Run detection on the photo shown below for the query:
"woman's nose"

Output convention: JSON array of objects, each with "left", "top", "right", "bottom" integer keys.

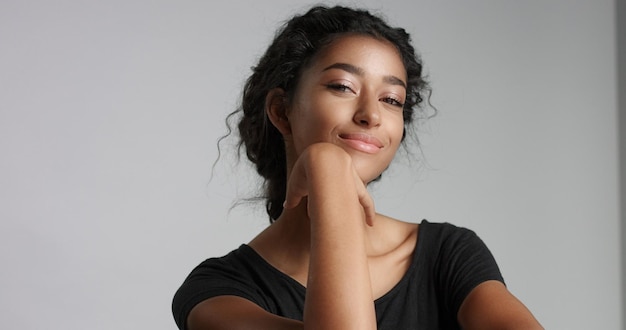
[{"left": 353, "top": 97, "right": 381, "bottom": 127}]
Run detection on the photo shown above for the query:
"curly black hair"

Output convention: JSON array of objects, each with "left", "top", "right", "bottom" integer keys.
[{"left": 229, "top": 5, "right": 430, "bottom": 222}]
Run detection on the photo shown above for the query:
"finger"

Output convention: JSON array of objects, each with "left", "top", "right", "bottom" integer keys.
[
  {"left": 283, "top": 187, "right": 306, "bottom": 209},
  {"left": 352, "top": 169, "right": 376, "bottom": 226},
  {"left": 283, "top": 158, "right": 309, "bottom": 210},
  {"left": 359, "top": 191, "right": 376, "bottom": 226}
]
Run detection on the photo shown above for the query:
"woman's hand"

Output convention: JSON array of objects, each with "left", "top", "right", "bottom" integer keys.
[{"left": 283, "top": 142, "right": 376, "bottom": 225}]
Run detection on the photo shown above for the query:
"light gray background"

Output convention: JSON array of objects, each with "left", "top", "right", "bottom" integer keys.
[{"left": 1, "top": 0, "right": 622, "bottom": 329}]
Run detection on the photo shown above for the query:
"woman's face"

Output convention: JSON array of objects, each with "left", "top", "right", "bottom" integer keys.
[{"left": 285, "top": 35, "right": 407, "bottom": 183}]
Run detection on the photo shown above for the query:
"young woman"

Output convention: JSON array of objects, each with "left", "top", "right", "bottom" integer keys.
[{"left": 172, "top": 6, "right": 543, "bottom": 330}]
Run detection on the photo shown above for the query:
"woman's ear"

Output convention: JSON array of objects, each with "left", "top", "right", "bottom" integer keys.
[{"left": 265, "top": 88, "right": 291, "bottom": 136}]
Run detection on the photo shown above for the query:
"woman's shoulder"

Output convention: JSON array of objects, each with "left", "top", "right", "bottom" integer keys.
[
  {"left": 181, "top": 245, "right": 263, "bottom": 280},
  {"left": 376, "top": 216, "right": 483, "bottom": 257},
  {"left": 374, "top": 216, "right": 470, "bottom": 246},
  {"left": 416, "top": 219, "right": 483, "bottom": 245}
]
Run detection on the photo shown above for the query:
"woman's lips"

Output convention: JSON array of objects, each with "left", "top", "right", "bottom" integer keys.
[{"left": 339, "top": 133, "right": 383, "bottom": 154}]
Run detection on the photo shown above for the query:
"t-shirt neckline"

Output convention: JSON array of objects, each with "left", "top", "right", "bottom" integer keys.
[{"left": 240, "top": 219, "right": 429, "bottom": 304}]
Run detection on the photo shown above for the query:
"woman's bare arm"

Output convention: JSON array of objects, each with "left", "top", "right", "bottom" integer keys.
[
  {"left": 187, "top": 143, "right": 376, "bottom": 330},
  {"left": 291, "top": 143, "right": 377, "bottom": 330},
  {"left": 187, "top": 296, "right": 303, "bottom": 330},
  {"left": 458, "top": 280, "right": 543, "bottom": 330}
]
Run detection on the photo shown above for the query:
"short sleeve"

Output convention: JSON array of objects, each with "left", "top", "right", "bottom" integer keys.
[
  {"left": 434, "top": 224, "right": 504, "bottom": 318},
  {"left": 171, "top": 248, "right": 269, "bottom": 330}
]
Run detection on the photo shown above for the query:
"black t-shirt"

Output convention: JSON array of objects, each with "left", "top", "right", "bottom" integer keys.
[{"left": 172, "top": 220, "right": 504, "bottom": 329}]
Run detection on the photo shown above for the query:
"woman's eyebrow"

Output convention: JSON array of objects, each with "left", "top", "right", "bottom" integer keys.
[
  {"left": 383, "top": 75, "right": 407, "bottom": 89},
  {"left": 322, "top": 62, "right": 406, "bottom": 89},
  {"left": 322, "top": 62, "right": 365, "bottom": 76}
]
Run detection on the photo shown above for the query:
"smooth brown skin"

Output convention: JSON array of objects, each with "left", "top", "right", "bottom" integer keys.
[{"left": 187, "top": 36, "right": 543, "bottom": 330}]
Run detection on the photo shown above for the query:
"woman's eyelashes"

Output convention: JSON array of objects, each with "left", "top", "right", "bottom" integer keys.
[
  {"left": 325, "top": 82, "right": 354, "bottom": 93},
  {"left": 380, "top": 96, "right": 404, "bottom": 107},
  {"left": 325, "top": 82, "right": 405, "bottom": 108}
]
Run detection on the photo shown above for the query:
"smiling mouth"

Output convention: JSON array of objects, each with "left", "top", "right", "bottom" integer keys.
[{"left": 339, "top": 133, "right": 383, "bottom": 154}]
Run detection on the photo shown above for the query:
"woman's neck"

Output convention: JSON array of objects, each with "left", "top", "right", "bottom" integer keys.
[{"left": 248, "top": 200, "right": 312, "bottom": 285}]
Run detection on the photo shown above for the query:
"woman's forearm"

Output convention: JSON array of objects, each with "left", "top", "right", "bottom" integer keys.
[{"left": 302, "top": 145, "right": 376, "bottom": 330}]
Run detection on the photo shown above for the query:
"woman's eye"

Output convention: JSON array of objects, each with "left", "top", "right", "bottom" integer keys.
[
  {"left": 381, "top": 96, "right": 404, "bottom": 107},
  {"left": 326, "top": 83, "right": 353, "bottom": 93}
]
